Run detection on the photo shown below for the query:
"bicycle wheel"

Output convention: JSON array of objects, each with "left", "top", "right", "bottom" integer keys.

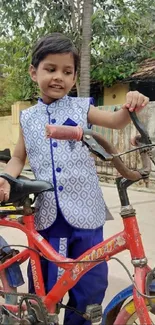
[{"left": 114, "top": 298, "right": 155, "bottom": 324}]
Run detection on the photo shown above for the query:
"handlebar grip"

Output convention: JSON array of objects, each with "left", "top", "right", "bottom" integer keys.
[{"left": 46, "top": 125, "right": 83, "bottom": 141}]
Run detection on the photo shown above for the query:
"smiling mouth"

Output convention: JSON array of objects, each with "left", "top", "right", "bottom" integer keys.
[{"left": 50, "top": 85, "right": 64, "bottom": 89}]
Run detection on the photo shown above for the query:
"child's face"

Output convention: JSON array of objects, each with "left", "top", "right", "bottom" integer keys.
[{"left": 29, "top": 52, "right": 76, "bottom": 104}]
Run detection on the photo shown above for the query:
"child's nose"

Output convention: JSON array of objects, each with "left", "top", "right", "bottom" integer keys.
[{"left": 53, "top": 71, "right": 63, "bottom": 81}]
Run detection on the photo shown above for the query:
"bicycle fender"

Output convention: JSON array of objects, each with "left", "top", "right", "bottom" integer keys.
[
  {"left": 102, "top": 285, "right": 133, "bottom": 325},
  {"left": 102, "top": 281, "right": 155, "bottom": 325},
  {"left": 0, "top": 236, "right": 24, "bottom": 287}
]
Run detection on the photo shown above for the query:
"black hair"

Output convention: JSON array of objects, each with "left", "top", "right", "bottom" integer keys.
[{"left": 31, "top": 33, "right": 79, "bottom": 73}]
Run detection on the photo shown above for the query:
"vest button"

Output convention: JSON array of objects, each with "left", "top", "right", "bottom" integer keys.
[
  {"left": 51, "top": 118, "right": 56, "bottom": 124},
  {"left": 56, "top": 167, "right": 61, "bottom": 173},
  {"left": 53, "top": 142, "right": 57, "bottom": 147},
  {"left": 58, "top": 186, "right": 63, "bottom": 191}
]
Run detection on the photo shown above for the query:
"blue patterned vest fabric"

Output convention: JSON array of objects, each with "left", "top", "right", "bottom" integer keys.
[{"left": 20, "top": 95, "right": 106, "bottom": 230}]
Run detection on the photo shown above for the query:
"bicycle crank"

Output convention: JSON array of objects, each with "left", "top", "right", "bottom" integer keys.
[{"left": 0, "top": 290, "right": 58, "bottom": 324}]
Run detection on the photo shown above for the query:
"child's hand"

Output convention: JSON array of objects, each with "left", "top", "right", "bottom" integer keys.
[
  {"left": 0, "top": 178, "right": 10, "bottom": 202},
  {"left": 122, "top": 91, "right": 149, "bottom": 112}
]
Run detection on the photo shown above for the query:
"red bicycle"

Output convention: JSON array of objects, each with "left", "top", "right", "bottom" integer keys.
[{"left": 0, "top": 111, "right": 155, "bottom": 324}]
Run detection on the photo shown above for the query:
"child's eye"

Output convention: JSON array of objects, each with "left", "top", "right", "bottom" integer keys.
[
  {"left": 64, "top": 71, "right": 72, "bottom": 75},
  {"left": 46, "top": 68, "right": 55, "bottom": 73}
]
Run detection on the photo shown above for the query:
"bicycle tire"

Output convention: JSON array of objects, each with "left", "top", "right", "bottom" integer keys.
[{"left": 113, "top": 298, "right": 155, "bottom": 324}]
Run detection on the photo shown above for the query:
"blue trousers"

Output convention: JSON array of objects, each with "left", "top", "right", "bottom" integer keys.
[{"left": 28, "top": 211, "right": 108, "bottom": 325}]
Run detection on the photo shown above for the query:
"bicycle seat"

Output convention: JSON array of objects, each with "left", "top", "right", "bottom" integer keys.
[
  {"left": 0, "top": 173, "right": 54, "bottom": 204},
  {"left": 0, "top": 149, "right": 11, "bottom": 163}
]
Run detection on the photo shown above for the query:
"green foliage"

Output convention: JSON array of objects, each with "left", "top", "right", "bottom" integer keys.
[
  {"left": 0, "top": 0, "right": 155, "bottom": 112},
  {"left": 91, "top": 0, "right": 155, "bottom": 86},
  {"left": 0, "top": 35, "right": 38, "bottom": 106},
  {"left": 0, "top": 0, "right": 85, "bottom": 113}
]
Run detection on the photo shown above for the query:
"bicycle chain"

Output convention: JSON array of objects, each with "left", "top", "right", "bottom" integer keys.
[{"left": 0, "top": 289, "right": 53, "bottom": 325}]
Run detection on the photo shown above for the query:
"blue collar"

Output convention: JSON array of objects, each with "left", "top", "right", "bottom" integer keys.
[{"left": 37, "top": 95, "right": 69, "bottom": 114}]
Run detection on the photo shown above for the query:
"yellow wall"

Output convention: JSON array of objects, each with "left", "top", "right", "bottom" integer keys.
[
  {"left": 104, "top": 83, "right": 129, "bottom": 106},
  {"left": 0, "top": 101, "right": 31, "bottom": 153},
  {"left": 0, "top": 116, "right": 12, "bottom": 151}
]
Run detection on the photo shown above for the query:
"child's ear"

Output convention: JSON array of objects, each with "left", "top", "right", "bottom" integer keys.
[{"left": 29, "top": 65, "right": 37, "bottom": 82}]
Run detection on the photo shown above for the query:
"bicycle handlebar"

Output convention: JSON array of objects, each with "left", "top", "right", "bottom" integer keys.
[
  {"left": 45, "top": 112, "right": 152, "bottom": 182},
  {"left": 87, "top": 131, "right": 151, "bottom": 181},
  {"left": 128, "top": 111, "right": 152, "bottom": 145}
]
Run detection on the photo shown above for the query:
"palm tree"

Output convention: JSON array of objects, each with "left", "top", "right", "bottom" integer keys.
[{"left": 79, "top": 0, "right": 93, "bottom": 97}]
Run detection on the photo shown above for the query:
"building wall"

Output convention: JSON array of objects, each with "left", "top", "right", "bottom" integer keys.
[
  {"left": 0, "top": 116, "right": 12, "bottom": 151},
  {"left": 0, "top": 101, "right": 31, "bottom": 153},
  {"left": 104, "top": 83, "right": 129, "bottom": 105}
]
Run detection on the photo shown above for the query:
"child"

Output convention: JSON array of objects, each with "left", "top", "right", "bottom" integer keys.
[{"left": 0, "top": 33, "right": 149, "bottom": 324}]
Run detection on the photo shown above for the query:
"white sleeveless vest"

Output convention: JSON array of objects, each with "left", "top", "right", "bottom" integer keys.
[{"left": 20, "top": 96, "right": 106, "bottom": 230}]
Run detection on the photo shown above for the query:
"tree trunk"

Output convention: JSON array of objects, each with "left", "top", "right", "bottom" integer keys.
[{"left": 79, "top": 0, "right": 93, "bottom": 97}]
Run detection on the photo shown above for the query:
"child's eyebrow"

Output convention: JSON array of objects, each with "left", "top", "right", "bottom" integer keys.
[
  {"left": 43, "top": 62, "right": 56, "bottom": 66},
  {"left": 64, "top": 65, "right": 74, "bottom": 70},
  {"left": 43, "top": 62, "right": 74, "bottom": 69}
]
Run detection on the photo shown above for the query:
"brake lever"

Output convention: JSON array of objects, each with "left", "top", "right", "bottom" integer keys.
[
  {"left": 83, "top": 134, "right": 113, "bottom": 161},
  {"left": 129, "top": 111, "right": 152, "bottom": 145}
]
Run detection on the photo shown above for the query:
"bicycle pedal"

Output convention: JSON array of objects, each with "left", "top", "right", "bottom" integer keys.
[{"left": 85, "top": 304, "right": 102, "bottom": 324}]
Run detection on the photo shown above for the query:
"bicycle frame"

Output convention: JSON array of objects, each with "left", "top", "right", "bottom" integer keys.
[{"left": 0, "top": 210, "right": 152, "bottom": 325}]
